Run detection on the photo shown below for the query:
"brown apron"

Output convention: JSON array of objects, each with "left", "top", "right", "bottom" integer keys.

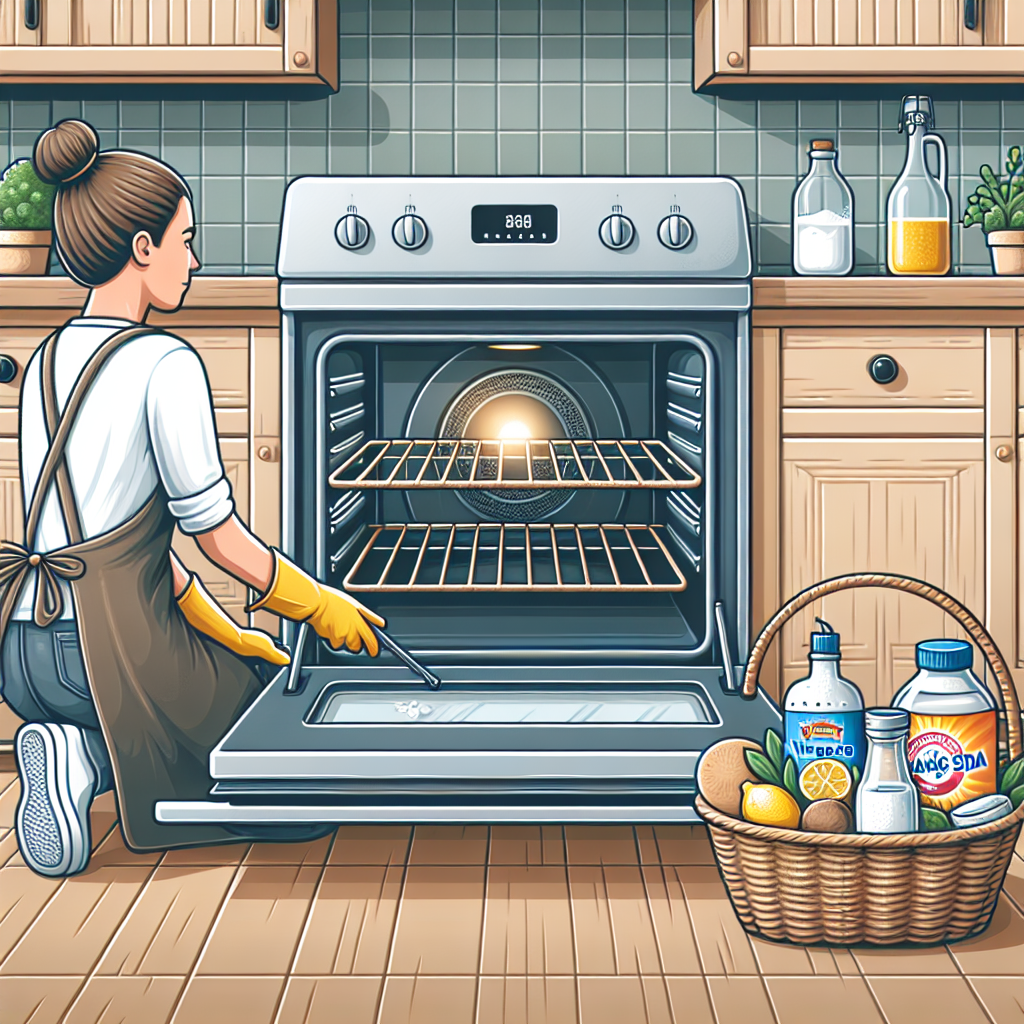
[{"left": 0, "top": 324, "right": 264, "bottom": 851}]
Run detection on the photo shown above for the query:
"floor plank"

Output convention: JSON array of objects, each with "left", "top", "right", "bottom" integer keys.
[
  {"left": 576, "top": 976, "right": 679, "bottom": 1024},
  {"left": 645, "top": 866, "right": 710, "bottom": 975},
  {"left": 564, "top": 826, "right": 639, "bottom": 866},
  {"left": 243, "top": 834, "right": 334, "bottom": 868},
  {"left": 476, "top": 976, "right": 578, "bottom": 1024},
  {"left": 0, "top": 975, "right": 83, "bottom": 1024},
  {"left": 948, "top": 897, "right": 1024, "bottom": 976},
  {"left": 675, "top": 866, "right": 759, "bottom": 976},
  {"left": 0, "top": 866, "right": 63, "bottom": 962},
  {"left": 653, "top": 826, "right": 716, "bottom": 866},
  {"left": 488, "top": 826, "right": 565, "bottom": 866},
  {"left": 968, "top": 977, "right": 1024, "bottom": 1024},
  {"left": 62, "top": 975, "right": 184, "bottom": 1024},
  {"left": 170, "top": 975, "right": 285, "bottom": 1024},
  {"left": 766, "top": 976, "right": 886, "bottom": 1024},
  {"left": 327, "top": 827, "right": 411, "bottom": 867},
  {"left": 408, "top": 826, "right": 489, "bottom": 865},
  {"left": 705, "top": 976, "right": 778, "bottom": 1024},
  {"left": 275, "top": 976, "right": 382, "bottom": 1024},
  {"left": 378, "top": 975, "right": 477, "bottom": 1024},
  {"left": 867, "top": 975, "right": 994, "bottom": 1024}
]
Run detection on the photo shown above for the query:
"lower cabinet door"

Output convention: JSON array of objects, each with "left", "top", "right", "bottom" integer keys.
[{"left": 781, "top": 436, "right": 985, "bottom": 707}]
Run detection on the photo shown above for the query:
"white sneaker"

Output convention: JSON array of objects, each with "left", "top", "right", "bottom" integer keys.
[{"left": 15, "top": 723, "right": 97, "bottom": 877}]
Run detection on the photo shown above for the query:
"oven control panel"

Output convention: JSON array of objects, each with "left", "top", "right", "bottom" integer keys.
[{"left": 279, "top": 176, "right": 751, "bottom": 279}]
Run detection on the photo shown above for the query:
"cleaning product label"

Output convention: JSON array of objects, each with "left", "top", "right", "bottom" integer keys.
[
  {"left": 907, "top": 710, "right": 997, "bottom": 811},
  {"left": 784, "top": 710, "right": 865, "bottom": 774}
]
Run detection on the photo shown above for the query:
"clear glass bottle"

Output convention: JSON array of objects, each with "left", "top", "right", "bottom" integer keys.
[
  {"left": 856, "top": 708, "right": 920, "bottom": 834},
  {"left": 792, "top": 140, "right": 854, "bottom": 276},
  {"left": 887, "top": 95, "right": 951, "bottom": 276}
]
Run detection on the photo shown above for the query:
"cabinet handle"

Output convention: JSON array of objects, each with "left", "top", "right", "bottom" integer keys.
[
  {"left": 995, "top": 444, "right": 1013, "bottom": 463},
  {"left": 264, "top": 0, "right": 279, "bottom": 31},
  {"left": 0, "top": 355, "right": 18, "bottom": 384},
  {"left": 867, "top": 353, "right": 899, "bottom": 385},
  {"left": 24, "top": 0, "right": 39, "bottom": 31},
  {"left": 964, "top": 0, "right": 978, "bottom": 30},
  {"left": 257, "top": 444, "right": 280, "bottom": 462}
]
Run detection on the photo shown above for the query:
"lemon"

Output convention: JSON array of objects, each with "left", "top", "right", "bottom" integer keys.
[
  {"left": 740, "top": 781, "right": 801, "bottom": 829},
  {"left": 798, "top": 758, "right": 852, "bottom": 802}
]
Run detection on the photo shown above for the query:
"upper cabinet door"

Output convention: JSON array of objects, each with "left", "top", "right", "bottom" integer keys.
[
  {"left": 694, "top": 0, "right": 1024, "bottom": 88},
  {"left": 0, "top": 0, "right": 337, "bottom": 86}
]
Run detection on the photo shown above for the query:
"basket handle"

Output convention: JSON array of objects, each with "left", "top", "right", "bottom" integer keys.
[{"left": 741, "top": 572, "right": 1022, "bottom": 761}]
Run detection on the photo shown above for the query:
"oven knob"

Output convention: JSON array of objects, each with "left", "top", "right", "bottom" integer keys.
[
  {"left": 598, "top": 206, "right": 635, "bottom": 250},
  {"left": 392, "top": 205, "right": 428, "bottom": 250},
  {"left": 335, "top": 206, "right": 370, "bottom": 250},
  {"left": 658, "top": 212, "right": 693, "bottom": 250}
]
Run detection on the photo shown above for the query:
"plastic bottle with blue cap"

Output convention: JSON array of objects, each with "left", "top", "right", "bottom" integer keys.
[
  {"left": 783, "top": 618, "right": 866, "bottom": 777},
  {"left": 891, "top": 639, "right": 997, "bottom": 812}
]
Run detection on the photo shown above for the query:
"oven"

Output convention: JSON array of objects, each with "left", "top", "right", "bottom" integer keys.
[{"left": 157, "top": 177, "right": 781, "bottom": 828}]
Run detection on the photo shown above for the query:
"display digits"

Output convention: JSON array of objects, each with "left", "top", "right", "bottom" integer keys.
[{"left": 505, "top": 214, "right": 532, "bottom": 229}]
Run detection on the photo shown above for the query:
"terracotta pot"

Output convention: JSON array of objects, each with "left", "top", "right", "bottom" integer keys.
[
  {"left": 987, "top": 230, "right": 1024, "bottom": 276},
  {"left": 0, "top": 229, "right": 52, "bottom": 275}
]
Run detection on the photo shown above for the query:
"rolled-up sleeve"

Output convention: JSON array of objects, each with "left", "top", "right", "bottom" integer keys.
[{"left": 146, "top": 346, "right": 235, "bottom": 535}]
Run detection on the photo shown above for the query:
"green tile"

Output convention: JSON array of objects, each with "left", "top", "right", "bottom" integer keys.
[
  {"left": 668, "top": 0, "right": 692, "bottom": 34},
  {"left": 628, "top": 84, "right": 665, "bottom": 130},
  {"left": 289, "top": 100, "right": 328, "bottom": 128},
  {"left": 370, "top": 130, "right": 411, "bottom": 173},
  {"left": 499, "top": 36, "right": 539, "bottom": 81},
  {"left": 733, "top": 176, "right": 754, "bottom": 219},
  {"left": 541, "top": 35, "right": 581, "bottom": 81},
  {"left": 541, "top": 84, "right": 581, "bottom": 130},
  {"left": 340, "top": 0, "right": 369, "bottom": 33},
  {"left": 584, "top": 0, "right": 624, "bottom": 34},
  {"left": 759, "top": 100, "right": 795, "bottom": 130},
  {"left": 245, "top": 177, "right": 286, "bottom": 223},
  {"left": 541, "top": 131, "right": 582, "bottom": 173},
  {"left": 541, "top": 0, "right": 581, "bottom": 34},
  {"left": 759, "top": 129, "right": 796, "bottom": 175},
  {"left": 853, "top": 223, "right": 878, "bottom": 270},
  {"left": 847, "top": 177, "right": 877, "bottom": 225},
  {"left": 668, "top": 130, "right": 714, "bottom": 175},
  {"left": 185, "top": 177, "right": 201, "bottom": 220},
  {"left": 960, "top": 223, "right": 989, "bottom": 265},
  {"left": 415, "top": 84, "right": 454, "bottom": 130},
  {"left": 120, "top": 102, "right": 160, "bottom": 129},
  {"left": 933, "top": 101, "right": 960, "bottom": 131},
  {"left": 669, "top": 82, "right": 715, "bottom": 131},
  {"left": 203, "top": 130, "right": 243, "bottom": 174},
  {"left": 456, "top": 85, "right": 497, "bottom": 129},
  {"left": 11, "top": 101, "right": 51, "bottom": 129},
  {"left": 9, "top": 131, "right": 35, "bottom": 160},
  {"left": 758, "top": 223, "right": 790, "bottom": 265},
  {"left": 717, "top": 131, "right": 754, "bottom": 175},
  {"left": 413, "top": 131, "right": 454, "bottom": 173},
  {"left": 626, "top": 35, "right": 665, "bottom": 82},
  {"left": 456, "top": 35, "right": 497, "bottom": 80},
  {"left": 499, "top": 84, "right": 539, "bottom": 130},
  {"left": 500, "top": 0, "right": 539, "bottom": 33},
  {"left": 204, "top": 101, "right": 243, "bottom": 128},
  {"left": 667, "top": 33, "right": 691, "bottom": 81},
  {"left": 287, "top": 130, "right": 328, "bottom": 175},
  {"left": 247, "top": 102, "right": 287, "bottom": 128},
  {"left": 245, "top": 130, "right": 286, "bottom": 174},
  {"left": 584, "top": 84, "right": 624, "bottom": 130},
  {"left": 330, "top": 87, "right": 371, "bottom": 130},
  {"left": 200, "top": 224, "right": 242, "bottom": 264},
  {"left": 82, "top": 102, "right": 119, "bottom": 129},
  {"left": 628, "top": 131, "right": 665, "bottom": 174},
  {"left": 799, "top": 100, "right": 837, "bottom": 130},
  {"left": 757, "top": 176, "right": 794, "bottom": 225},
  {"left": 962, "top": 101, "right": 999, "bottom": 130},
  {"left": 413, "top": 0, "right": 453, "bottom": 33},
  {"left": 839, "top": 100, "right": 879, "bottom": 128},
  {"left": 583, "top": 131, "right": 624, "bottom": 173},
  {"left": 340, "top": 35, "right": 369, "bottom": 82},
  {"left": 880, "top": 131, "right": 903, "bottom": 176},
  {"left": 1003, "top": 101, "right": 1024, "bottom": 130},
  {"left": 414, "top": 35, "right": 454, "bottom": 80},
  {"left": 0, "top": 104, "right": 8, "bottom": 129},
  {"left": 203, "top": 177, "right": 243, "bottom": 223},
  {"left": 717, "top": 99, "right": 756, "bottom": 130},
  {"left": 372, "top": 35, "right": 412, "bottom": 81},
  {"left": 499, "top": 131, "right": 539, "bottom": 173},
  {"left": 456, "top": 0, "right": 496, "bottom": 33},
  {"left": 245, "top": 224, "right": 280, "bottom": 266},
  {"left": 373, "top": 85, "right": 412, "bottom": 130},
  {"left": 584, "top": 35, "right": 624, "bottom": 81},
  {"left": 627, "top": 0, "right": 665, "bottom": 34},
  {"left": 837, "top": 129, "right": 878, "bottom": 176},
  {"left": 372, "top": 0, "right": 412, "bottom": 33},
  {"left": 961, "top": 130, "right": 1001, "bottom": 179},
  {"left": 119, "top": 130, "right": 161, "bottom": 158},
  {"left": 329, "top": 130, "right": 371, "bottom": 174},
  {"left": 456, "top": 131, "right": 497, "bottom": 173}
]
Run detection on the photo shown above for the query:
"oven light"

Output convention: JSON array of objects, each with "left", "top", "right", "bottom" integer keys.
[
  {"left": 497, "top": 420, "right": 533, "bottom": 440},
  {"left": 488, "top": 343, "right": 542, "bottom": 351}
]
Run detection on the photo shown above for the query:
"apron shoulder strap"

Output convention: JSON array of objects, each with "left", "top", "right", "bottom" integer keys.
[{"left": 25, "top": 324, "right": 166, "bottom": 550}]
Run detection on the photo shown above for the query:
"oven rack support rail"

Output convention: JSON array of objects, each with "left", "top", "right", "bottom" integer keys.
[
  {"left": 343, "top": 522, "right": 688, "bottom": 593},
  {"left": 328, "top": 438, "right": 701, "bottom": 491}
]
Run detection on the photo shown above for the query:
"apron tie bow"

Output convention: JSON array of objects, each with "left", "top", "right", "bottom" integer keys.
[{"left": 0, "top": 541, "right": 86, "bottom": 633}]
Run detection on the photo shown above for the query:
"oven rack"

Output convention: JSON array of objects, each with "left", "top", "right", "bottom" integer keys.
[
  {"left": 328, "top": 438, "right": 701, "bottom": 491},
  {"left": 343, "top": 523, "right": 687, "bottom": 592}
]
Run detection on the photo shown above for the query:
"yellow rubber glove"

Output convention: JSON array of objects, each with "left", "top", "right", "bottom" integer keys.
[
  {"left": 245, "top": 549, "right": 386, "bottom": 656},
  {"left": 178, "top": 573, "right": 291, "bottom": 666}
]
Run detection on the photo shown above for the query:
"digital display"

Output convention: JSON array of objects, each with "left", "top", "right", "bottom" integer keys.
[{"left": 472, "top": 205, "right": 558, "bottom": 244}]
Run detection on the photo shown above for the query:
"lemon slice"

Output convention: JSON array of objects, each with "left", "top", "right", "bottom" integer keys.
[{"left": 798, "top": 758, "right": 853, "bottom": 801}]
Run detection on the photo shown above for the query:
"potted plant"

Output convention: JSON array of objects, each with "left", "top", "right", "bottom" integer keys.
[
  {"left": 0, "top": 158, "right": 56, "bottom": 275},
  {"left": 963, "top": 144, "right": 1024, "bottom": 276}
]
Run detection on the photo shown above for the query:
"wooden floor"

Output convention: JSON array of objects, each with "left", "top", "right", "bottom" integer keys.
[{"left": 0, "top": 769, "right": 1022, "bottom": 1024}]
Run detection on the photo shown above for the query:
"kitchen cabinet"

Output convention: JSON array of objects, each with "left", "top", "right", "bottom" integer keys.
[
  {"left": 694, "top": 0, "right": 1024, "bottom": 88},
  {"left": 0, "top": 0, "right": 336, "bottom": 86}
]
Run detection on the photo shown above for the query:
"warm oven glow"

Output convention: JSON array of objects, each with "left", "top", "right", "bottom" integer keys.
[
  {"left": 488, "top": 344, "right": 542, "bottom": 351},
  {"left": 497, "top": 420, "right": 533, "bottom": 440}
]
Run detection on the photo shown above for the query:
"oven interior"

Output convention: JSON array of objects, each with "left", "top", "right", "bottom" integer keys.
[{"left": 309, "top": 322, "right": 736, "bottom": 664}]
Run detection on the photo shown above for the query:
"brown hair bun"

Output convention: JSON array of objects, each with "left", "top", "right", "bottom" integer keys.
[{"left": 33, "top": 119, "right": 100, "bottom": 187}]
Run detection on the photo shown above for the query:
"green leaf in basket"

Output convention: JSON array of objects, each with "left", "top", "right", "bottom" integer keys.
[
  {"left": 922, "top": 808, "right": 953, "bottom": 832},
  {"left": 1010, "top": 783, "right": 1024, "bottom": 811},
  {"left": 852, "top": 764, "right": 861, "bottom": 788},
  {"left": 783, "top": 756, "right": 810, "bottom": 811},
  {"left": 745, "top": 749, "right": 781, "bottom": 787},
  {"left": 765, "top": 728, "right": 784, "bottom": 773},
  {"left": 998, "top": 756, "right": 1024, "bottom": 795}
]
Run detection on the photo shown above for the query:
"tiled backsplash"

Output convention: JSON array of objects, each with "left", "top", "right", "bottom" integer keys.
[{"left": 2, "top": 0, "right": 1022, "bottom": 276}]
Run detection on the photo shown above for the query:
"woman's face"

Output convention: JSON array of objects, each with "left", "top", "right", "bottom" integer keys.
[{"left": 141, "top": 196, "right": 201, "bottom": 311}]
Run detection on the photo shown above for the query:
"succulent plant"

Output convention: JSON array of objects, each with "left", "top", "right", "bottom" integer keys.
[
  {"left": 0, "top": 159, "right": 56, "bottom": 231},
  {"left": 963, "top": 145, "right": 1024, "bottom": 233}
]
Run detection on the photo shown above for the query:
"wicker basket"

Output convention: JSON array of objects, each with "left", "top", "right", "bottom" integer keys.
[{"left": 696, "top": 572, "right": 1024, "bottom": 946}]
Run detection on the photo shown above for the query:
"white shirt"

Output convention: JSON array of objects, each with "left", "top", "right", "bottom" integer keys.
[{"left": 14, "top": 317, "right": 234, "bottom": 621}]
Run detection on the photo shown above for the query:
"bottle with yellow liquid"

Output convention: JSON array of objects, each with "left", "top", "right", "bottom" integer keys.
[{"left": 887, "top": 96, "right": 951, "bottom": 276}]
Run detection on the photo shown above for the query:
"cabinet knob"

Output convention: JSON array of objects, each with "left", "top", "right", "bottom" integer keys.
[
  {"left": 293, "top": 51, "right": 309, "bottom": 67},
  {"left": 727, "top": 51, "right": 743, "bottom": 67},
  {"left": 257, "top": 445, "right": 279, "bottom": 462},
  {"left": 868, "top": 354, "right": 899, "bottom": 385},
  {"left": 0, "top": 355, "right": 18, "bottom": 384},
  {"left": 995, "top": 444, "right": 1014, "bottom": 463}
]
